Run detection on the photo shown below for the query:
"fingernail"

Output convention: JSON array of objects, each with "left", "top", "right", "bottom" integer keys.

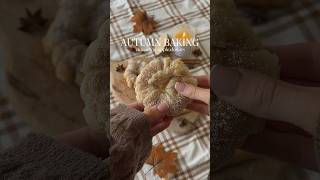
[
  {"left": 175, "top": 82, "right": 185, "bottom": 92},
  {"left": 157, "top": 103, "right": 169, "bottom": 113},
  {"left": 212, "top": 65, "right": 241, "bottom": 97}
]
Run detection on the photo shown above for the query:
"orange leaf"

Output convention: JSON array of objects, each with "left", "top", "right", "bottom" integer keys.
[
  {"left": 146, "top": 144, "right": 178, "bottom": 179},
  {"left": 131, "top": 10, "right": 146, "bottom": 24},
  {"left": 133, "top": 24, "right": 143, "bottom": 33},
  {"left": 131, "top": 9, "right": 157, "bottom": 35}
]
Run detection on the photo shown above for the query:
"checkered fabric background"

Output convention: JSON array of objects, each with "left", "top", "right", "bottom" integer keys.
[
  {"left": 0, "top": 0, "right": 319, "bottom": 179},
  {"left": 110, "top": 0, "right": 210, "bottom": 179}
]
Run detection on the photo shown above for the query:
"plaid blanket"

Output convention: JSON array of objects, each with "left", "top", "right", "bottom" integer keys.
[
  {"left": 0, "top": 0, "right": 320, "bottom": 179},
  {"left": 110, "top": 0, "right": 210, "bottom": 179}
]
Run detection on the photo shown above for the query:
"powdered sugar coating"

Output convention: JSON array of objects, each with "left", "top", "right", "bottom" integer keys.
[
  {"left": 135, "top": 58, "right": 197, "bottom": 116},
  {"left": 123, "top": 59, "right": 146, "bottom": 88}
]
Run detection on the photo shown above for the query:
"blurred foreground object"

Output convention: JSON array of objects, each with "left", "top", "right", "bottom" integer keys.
[
  {"left": 211, "top": 0, "right": 280, "bottom": 172},
  {"left": 0, "top": 0, "right": 106, "bottom": 135},
  {"left": 235, "top": 0, "right": 293, "bottom": 9}
]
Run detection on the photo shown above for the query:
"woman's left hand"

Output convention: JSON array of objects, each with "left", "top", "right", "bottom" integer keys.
[
  {"left": 128, "top": 103, "right": 172, "bottom": 136},
  {"left": 56, "top": 103, "right": 171, "bottom": 159}
]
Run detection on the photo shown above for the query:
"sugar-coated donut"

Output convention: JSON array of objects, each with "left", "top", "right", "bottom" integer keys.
[{"left": 135, "top": 58, "right": 197, "bottom": 116}]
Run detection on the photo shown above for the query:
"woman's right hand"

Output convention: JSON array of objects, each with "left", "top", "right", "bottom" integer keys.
[
  {"left": 175, "top": 76, "right": 210, "bottom": 115},
  {"left": 177, "top": 43, "right": 320, "bottom": 170},
  {"left": 211, "top": 43, "right": 320, "bottom": 137}
]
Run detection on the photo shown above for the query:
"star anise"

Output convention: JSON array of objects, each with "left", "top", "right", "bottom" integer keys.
[
  {"left": 179, "top": 119, "right": 188, "bottom": 127},
  {"left": 116, "top": 64, "right": 126, "bottom": 72},
  {"left": 19, "top": 9, "right": 48, "bottom": 34},
  {"left": 192, "top": 48, "right": 202, "bottom": 57}
]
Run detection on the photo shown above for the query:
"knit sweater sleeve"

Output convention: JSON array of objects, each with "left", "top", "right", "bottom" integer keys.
[
  {"left": 0, "top": 133, "right": 107, "bottom": 179},
  {"left": 315, "top": 116, "right": 320, "bottom": 170},
  {"left": 109, "top": 104, "right": 152, "bottom": 180},
  {"left": 0, "top": 105, "right": 152, "bottom": 179}
]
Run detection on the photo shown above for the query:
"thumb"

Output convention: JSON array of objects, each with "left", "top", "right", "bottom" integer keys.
[{"left": 212, "top": 65, "right": 320, "bottom": 136}]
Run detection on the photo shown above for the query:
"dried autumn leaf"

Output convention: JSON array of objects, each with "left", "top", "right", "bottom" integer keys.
[
  {"left": 131, "top": 10, "right": 146, "bottom": 24},
  {"left": 131, "top": 9, "right": 157, "bottom": 35},
  {"left": 146, "top": 144, "right": 178, "bottom": 179}
]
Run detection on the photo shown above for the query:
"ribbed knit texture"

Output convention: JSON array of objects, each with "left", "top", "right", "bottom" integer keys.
[
  {"left": 109, "top": 104, "right": 152, "bottom": 180},
  {"left": 0, "top": 104, "right": 152, "bottom": 180},
  {"left": 0, "top": 133, "right": 107, "bottom": 179},
  {"left": 315, "top": 116, "right": 320, "bottom": 171}
]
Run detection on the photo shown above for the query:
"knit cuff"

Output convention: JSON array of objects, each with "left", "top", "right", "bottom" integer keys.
[
  {"left": 109, "top": 104, "right": 152, "bottom": 180},
  {"left": 0, "top": 133, "right": 107, "bottom": 179}
]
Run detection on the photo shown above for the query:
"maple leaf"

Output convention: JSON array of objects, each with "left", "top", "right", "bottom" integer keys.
[
  {"left": 18, "top": 8, "right": 48, "bottom": 34},
  {"left": 131, "top": 9, "right": 157, "bottom": 35},
  {"left": 145, "top": 144, "right": 178, "bottom": 179}
]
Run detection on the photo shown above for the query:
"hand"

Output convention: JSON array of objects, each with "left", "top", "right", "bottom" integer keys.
[
  {"left": 128, "top": 103, "right": 172, "bottom": 136},
  {"left": 56, "top": 103, "right": 172, "bottom": 159},
  {"left": 212, "top": 43, "right": 320, "bottom": 170},
  {"left": 175, "top": 76, "right": 210, "bottom": 114}
]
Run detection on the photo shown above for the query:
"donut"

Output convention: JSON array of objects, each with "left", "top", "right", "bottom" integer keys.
[
  {"left": 123, "top": 59, "right": 146, "bottom": 88},
  {"left": 135, "top": 57, "right": 197, "bottom": 116}
]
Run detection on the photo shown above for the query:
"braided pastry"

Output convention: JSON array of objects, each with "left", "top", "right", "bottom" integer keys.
[
  {"left": 123, "top": 60, "right": 146, "bottom": 88},
  {"left": 135, "top": 58, "right": 197, "bottom": 116}
]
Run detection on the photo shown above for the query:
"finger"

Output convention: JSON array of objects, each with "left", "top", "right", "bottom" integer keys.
[
  {"left": 269, "top": 43, "right": 320, "bottom": 82},
  {"left": 150, "top": 119, "right": 172, "bottom": 136},
  {"left": 194, "top": 76, "right": 210, "bottom": 88},
  {"left": 187, "top": 101, "right": 209, "bottom": 115},
  {"left": 127, "top": 103, "right": 144, "bottom": 111},
  {"left": 212, "top": 65, "right": 320, "bottom": 136},
  {"left": 175, "top": 82, "right": 210, "bottom": 104},
  {"left": 152, "top": 116, "right": 172, "bottom": 126},
  {"left": 144, "top": 103, "right": 169, "bottom": 126}
]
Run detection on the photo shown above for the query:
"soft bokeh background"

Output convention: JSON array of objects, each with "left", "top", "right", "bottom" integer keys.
[{"left": 0, "top": 49, "right": 5, "bottom": 92}]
